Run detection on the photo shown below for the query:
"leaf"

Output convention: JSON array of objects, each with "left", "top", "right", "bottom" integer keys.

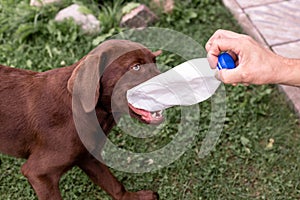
[
  {"left": 188, "top": 11, "right": 198, "bottom": 19},
  {"left": 14, "top": 23, "right": 36, "bottom": 42},
  {"left": 240, "top": 136, "right": 250, "bottom": 146},
  {"left": 92, "top": 28, "right": 115, "bottom": 46},
  {"left": 45, "top": 44, "right": 53, "bottom": 58},
  {"left": 78, "top": 6, "right": 93, "bottom": 15},
  {"left": 92, "top": 35, "right": 108, "bottom": 46},
  {"left": 26, "top": 59, "right": 32, "bottom": 69},
  {"left": 121, "top": 2, "right": 140, "bottom": 15}
]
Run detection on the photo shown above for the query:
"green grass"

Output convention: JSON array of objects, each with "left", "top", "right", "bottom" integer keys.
[{"left": 1, "top": 0, "right": 300, "bottom": 199}]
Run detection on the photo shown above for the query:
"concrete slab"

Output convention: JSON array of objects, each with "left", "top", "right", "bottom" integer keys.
[
  {"left": 272, "top": 40, "right": 300, "bottom": 59},
  {"left": 244, "top": 0, "right": 300, "bottom": 46},
  {"left": 235, "top": 0, "right": 283, "bottom": 8},
  {"left": 222, "top": 0, "right": 267, "bottom": 46},
  {"left": 278, "top": 85, "right": 300, "bottom": 118}
]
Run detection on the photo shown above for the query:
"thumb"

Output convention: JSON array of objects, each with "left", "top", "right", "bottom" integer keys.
[{"left": 216, "top": 68, "right": 244, "bottom": 84}]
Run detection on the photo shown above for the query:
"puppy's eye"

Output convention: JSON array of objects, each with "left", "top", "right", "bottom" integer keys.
[{"left": 132, "top": 64, "right": 141, "bottom": 71}]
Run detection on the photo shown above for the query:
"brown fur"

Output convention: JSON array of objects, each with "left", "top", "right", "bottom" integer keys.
[{"left": 0, "top": 40, "right": 161, "bottom": 200}]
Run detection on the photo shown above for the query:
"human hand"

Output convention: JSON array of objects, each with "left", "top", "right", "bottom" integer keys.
[{"left": 205, "top": 29, "right": 286, "bottom": 85}]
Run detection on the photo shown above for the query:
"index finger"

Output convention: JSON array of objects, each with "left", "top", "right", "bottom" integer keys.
[
  {"left": 205, "top": 29, "right": 243, "bottom": 52},
  {"left": 206, "top": 38, "right": 242, "bottom": 69}
]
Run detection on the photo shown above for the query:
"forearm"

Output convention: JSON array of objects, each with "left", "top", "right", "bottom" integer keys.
[{"left": 276, "top": 57, "right": 300, "bottom": 87}]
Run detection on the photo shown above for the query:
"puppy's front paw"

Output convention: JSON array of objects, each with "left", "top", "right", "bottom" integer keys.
[{"left": 121, "top": 190, "right": 159, "bottom": 200}]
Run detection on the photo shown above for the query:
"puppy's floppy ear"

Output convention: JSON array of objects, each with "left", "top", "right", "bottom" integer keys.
[{"left": 68, "top": 54, "right": 105, "bottom": 113}]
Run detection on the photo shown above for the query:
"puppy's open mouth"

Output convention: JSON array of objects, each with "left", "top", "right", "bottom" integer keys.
[{"left": 128, "top": 103, "right": 164, "bottom": 124}]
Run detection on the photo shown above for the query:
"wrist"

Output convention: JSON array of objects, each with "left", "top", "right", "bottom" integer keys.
[{"left": 263, "top": 53, "right": 284, "bottom": 84}]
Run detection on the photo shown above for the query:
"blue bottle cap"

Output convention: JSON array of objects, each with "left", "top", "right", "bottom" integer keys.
[{"left": 217, "top": 52, "right": 236, "bottom": 70}]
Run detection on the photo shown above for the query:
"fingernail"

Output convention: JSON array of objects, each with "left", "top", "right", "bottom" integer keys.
[{"left": 207, "top": 53, "right": 215, "bottom": 69}]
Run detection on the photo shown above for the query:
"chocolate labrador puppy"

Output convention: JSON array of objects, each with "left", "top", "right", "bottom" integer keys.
[{"left": 0, "top": 40, "right": 163, "bottom": 200}]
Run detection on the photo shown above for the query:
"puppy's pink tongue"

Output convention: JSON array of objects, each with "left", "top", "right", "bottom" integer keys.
[
  {"left": 128, "top": 103, "right": 150, "bottom": 116},
  {"left": 128, "top": 103, "right": 163, "bottom": 123},
  {"left": 141, "top": 112, "right": 152, "bottom": 121}
]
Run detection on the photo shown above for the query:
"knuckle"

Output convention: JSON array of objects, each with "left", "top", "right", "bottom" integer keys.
[
  {"left": 240, "top": 71, "right": 251, "bottom": 83},
  {"left": 205, "top": 42, "right": 211, "bottom": 51},
  {"left": 214, "top": 29, "right": 225, "bottom": 38},
  {"left": 242, "top": 35, "right": 254, "bottom": 44},
  {"left": 216, "top": 29, "right": 225, "bottom": 33}
]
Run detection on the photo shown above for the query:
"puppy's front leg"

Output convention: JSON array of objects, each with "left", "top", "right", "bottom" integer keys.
[
  {"left": 21, "top": 153, "right": 69, "bottom": 200},
  {"left": 78, "top": 154, "right": 158, "bottom": 200}
]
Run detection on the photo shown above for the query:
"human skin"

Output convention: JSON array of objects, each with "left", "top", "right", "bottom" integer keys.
[{"left": 205, "top": 29, "right": 300, "bottom": 87}]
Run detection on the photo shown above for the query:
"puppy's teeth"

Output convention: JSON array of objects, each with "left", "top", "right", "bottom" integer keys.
[
  {"left": 151, "top": 111, "right": 163, "bottom": 118},
  {"left": 151, "top": 112, "right": 156, "bottom": 118},
  {"left": 155, "top": 111, "right": 161, "bottom": 118}
]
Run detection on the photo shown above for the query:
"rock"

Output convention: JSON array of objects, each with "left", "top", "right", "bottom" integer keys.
[
  {"left": 55, "top": 4, "right": 100, "bottom": 34},
  {"left": 30, "top": 0, "right": 61, "bottom": 7},
  {"left": 152, "top": 0, "right": 174, "bottom": 13},
  {"left": 120, "top": 4, "right": 158, "bottom": 28}
]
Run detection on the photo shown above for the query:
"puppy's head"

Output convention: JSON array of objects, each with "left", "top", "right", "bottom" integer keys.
[{"left": 67, "top": 40, "right": 164, "bottom": 124}]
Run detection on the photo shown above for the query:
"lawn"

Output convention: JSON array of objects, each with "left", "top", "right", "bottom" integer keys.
[{"left": 0, "top": 0, "right": 300, "bottom": 199}]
